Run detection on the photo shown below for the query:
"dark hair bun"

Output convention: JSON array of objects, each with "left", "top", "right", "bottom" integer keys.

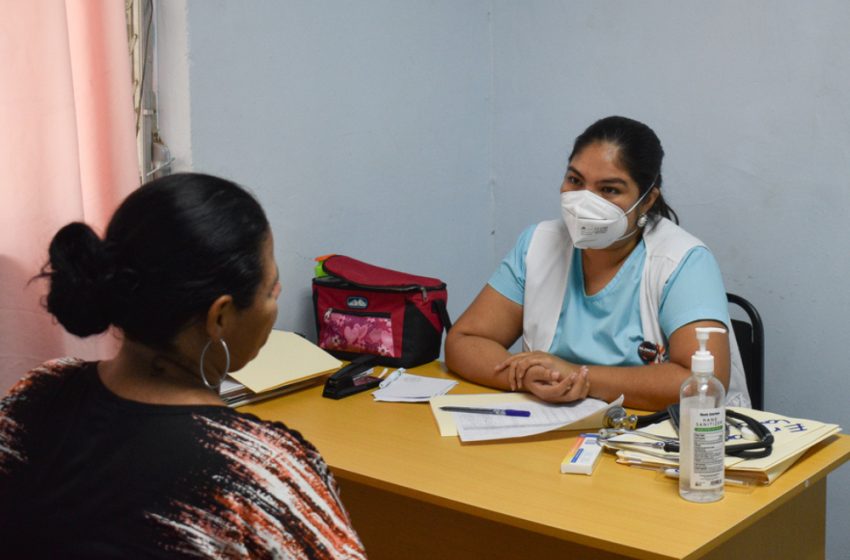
[
  {"left": 38, "top": 174, "right": 269, "bottom": 348},
  {"left": 44, "top": 222, "right": 115, "bottom": 337}
]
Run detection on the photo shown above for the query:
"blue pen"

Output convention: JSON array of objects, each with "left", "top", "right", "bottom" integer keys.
[{"left": 439, "top": 406, "right": 531, "bottom": 417}]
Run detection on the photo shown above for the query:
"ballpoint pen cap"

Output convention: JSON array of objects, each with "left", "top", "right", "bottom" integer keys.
[{"left": 378, "top": 369, "right": 403, "bottom": 389}]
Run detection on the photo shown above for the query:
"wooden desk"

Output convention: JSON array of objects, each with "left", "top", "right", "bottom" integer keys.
[{"left": 239, "top": 362, "right": 850, "bottom": 560}]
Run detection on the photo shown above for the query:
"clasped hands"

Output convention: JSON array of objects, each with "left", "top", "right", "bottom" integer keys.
[{"left": 495, "top": 351, "right": 589, "bottom": 403}]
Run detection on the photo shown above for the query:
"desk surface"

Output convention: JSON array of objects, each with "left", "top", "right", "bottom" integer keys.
[{"left": 240, "top": 362, "right": 850, "bottom": 560}]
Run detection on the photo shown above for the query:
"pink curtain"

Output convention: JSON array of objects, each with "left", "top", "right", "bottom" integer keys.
[{"left": 0, "top": 0, "right": 139, "bottom": 393}]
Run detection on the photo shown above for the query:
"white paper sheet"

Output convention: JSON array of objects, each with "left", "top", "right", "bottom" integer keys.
[
  {"left": 371, "top": 373, "right": 458, "bottom": 402},
  {"left": 442, "top": 395, "right": 624, "bottom": 442}
]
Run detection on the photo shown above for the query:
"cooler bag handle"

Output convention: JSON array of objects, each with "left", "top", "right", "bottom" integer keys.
[{"left": 432, "top": 299, "right": 452, "bottom": 332}]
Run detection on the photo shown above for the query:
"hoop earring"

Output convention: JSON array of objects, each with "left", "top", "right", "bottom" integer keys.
[
  {"left": 200, "top": 338, "right": 230, "bottom": 391},
  {"left": 637, "top": 213, "right": 648, "bottom": 228}
]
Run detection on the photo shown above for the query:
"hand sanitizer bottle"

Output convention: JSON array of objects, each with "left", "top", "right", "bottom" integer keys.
[{"left": 679, "top": 327, "right": 727, "bottom": 502}]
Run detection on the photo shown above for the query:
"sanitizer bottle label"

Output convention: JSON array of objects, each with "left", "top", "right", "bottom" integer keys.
[{"left": 689, "top": 408, "right": 725, "bottom": 489}]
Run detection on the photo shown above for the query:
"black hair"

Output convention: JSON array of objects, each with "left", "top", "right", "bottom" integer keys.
[
  {"left": 568, "top": 116, "right": 678, "bottom": 224},
  {"left": 37, "top": 173, "right": 270, "bottom": 349}
]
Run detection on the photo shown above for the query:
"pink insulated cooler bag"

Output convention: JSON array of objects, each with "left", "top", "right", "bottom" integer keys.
[{"left": 312, "top": 255, "right": 451, "bottom": 368}]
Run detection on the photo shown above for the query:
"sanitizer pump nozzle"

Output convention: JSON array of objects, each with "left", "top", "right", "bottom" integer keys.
[{"left": 691, "top": 327, "right": 726, "bottom": 374}]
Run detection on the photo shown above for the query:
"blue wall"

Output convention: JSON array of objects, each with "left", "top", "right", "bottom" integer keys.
[{"left": 180, "top": 1, "right": 493, "bottom": 340}]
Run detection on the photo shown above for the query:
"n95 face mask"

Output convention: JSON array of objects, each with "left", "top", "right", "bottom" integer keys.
[{"left": 560, "top": 188, "right": 651, "bottom": 250}]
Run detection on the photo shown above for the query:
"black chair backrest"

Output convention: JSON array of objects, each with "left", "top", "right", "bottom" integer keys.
[{"left": 727, "top": 293, "right": 764, "bottom": 410}]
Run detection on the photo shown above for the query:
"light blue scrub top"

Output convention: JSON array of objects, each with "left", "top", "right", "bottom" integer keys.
[{"left": 489, "top": 224, "right": 730, "bottom": 367}]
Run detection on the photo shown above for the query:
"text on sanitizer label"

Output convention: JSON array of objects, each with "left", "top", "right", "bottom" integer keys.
[{"left": 689, "top": 408, "right": 725, "bottom": 489}]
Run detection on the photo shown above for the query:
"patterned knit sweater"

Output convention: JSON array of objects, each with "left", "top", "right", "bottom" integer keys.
[{"left": 0, "top": 359, "right": 367, "bottom": 559}]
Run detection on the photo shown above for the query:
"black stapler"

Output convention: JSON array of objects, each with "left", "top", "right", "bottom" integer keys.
[{"left": 322, "top": 355, "right": 380, "bottom": 400}]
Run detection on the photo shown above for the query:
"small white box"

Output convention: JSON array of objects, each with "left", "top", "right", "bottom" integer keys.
[{"left": 561, "top": 434, "right": 603, "bottom": 475}]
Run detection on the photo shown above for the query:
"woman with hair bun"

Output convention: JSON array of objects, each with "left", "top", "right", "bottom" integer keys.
[
  {"left": 0, "top": 173, "right": 367, "bottom": 559},
  {"left": 446, "top": 116, "right": 751, "bottom": 411}
]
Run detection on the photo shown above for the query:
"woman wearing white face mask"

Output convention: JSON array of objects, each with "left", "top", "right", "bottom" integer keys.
[{"left": 445, "top": 116, "right": 750, "bottom": 411}]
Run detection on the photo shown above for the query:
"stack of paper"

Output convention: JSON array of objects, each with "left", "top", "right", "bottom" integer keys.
[
  {"left": 371, "top": 373, "right": 457, "bottom": 402},
  {"left": 609, "top": 407, "right": 841, "bottom": 485},
  {"left": 221, "top": 330, "right": 342, "bottom": 407},
  {"left": 221, "top": 377, "right": 321, "bottom": 408},
  {"left": 430, "top": 393, "right": 624, "bottom": 442}
]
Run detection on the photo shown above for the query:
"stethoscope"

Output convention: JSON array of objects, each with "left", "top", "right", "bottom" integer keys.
[{"left": 598, "top": 405, "right": 774, "bottom": 460}]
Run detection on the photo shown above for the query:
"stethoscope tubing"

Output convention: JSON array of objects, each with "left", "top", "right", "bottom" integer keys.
[{"left": 601, "top": 409, "right": 774, "bottom": 459}]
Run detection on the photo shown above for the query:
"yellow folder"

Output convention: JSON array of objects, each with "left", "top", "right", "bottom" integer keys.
[{"left": 229, "top": 330, "right": 341, "bottom": 394}]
